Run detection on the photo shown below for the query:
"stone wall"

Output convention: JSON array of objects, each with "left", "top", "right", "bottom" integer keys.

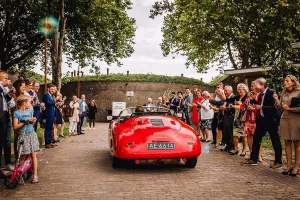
[{"left": 41, "top": 81, "right": 214, "bottom": 122}]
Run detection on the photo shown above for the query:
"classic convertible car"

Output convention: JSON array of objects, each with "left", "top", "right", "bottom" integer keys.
[{"left": 108, "top": 107, "right": 201, "bottom": 168}]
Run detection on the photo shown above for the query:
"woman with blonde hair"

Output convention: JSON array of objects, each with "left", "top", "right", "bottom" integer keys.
[
  {"left": 274, "top": 75, "right": 300, "bottom": 176},
  {"left": 229, "top": 83, "right": 248, "bottom": 156}
]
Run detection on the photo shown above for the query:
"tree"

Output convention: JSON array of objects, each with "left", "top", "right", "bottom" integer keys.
[
  {"left": 0, "top": 0, "right": 135, "bottom": 90},
  {"left": 48, "top": 0, "right": 136, "bottom": 89},
  {"left": 0, "top": 0, "right": 47, "bottom": 71},
  {"left": 150, "top": 0, "right": 300, "bottom": 72}
]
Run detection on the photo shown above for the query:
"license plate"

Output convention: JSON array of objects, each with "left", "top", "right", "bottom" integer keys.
[{"left": 147, "top": 142, "right": 175, "bottom": 150}]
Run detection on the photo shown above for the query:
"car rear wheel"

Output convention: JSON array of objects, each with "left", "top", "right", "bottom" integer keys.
[
  {"left": 185, "top": 158, "right": 197, "bottom": 168},
  {"left": 112, "top": 156, "right": 121, "bottom": 168}
]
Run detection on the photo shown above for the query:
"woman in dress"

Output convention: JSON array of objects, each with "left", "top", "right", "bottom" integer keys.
[
  {"left": 229, "top": 83, "right": 248, "bottom": 156},
  {"left": 53, "top": 91, "right": 65, "bottom": 140},
  {"left": 12, "top": 80, "right": 26, "bottom": 159},
  {"left": 191, "top": 90, "right": 203, "bottom": 137},
  {"left": 245, "top": 81, "right": 263, "bottom": 162},
  {"left": 274, "top": 75, "right": 300, "bottom": 176},
  {"left": 198, "top": 91, "right": 214, "bottom": 142},
  {"left": 69, "top": 96, "right": 80, "bottom": 136},
  {"left": 88, "top": 100, "right": 98, "bottom": 130}
]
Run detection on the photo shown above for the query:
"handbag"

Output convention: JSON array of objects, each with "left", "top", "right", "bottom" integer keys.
[{"left": 290, "top": 97, "right": 300, "bottom": 108}]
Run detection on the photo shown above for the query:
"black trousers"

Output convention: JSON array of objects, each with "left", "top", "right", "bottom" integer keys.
[
  {"left": 0, "top": 112, "right": 12, "bottom": 166},
  {"left": 250, "top": 117, "right": 282, "bottom": 163},
  {"left": 223, "top": 124, "right": 233, "bottom": 150},
  {"left": 89, "top": 119, "right": 95, "bottom": 128},
  {"left": 211, "top": 115, "right": 218, "bottom": 144}
]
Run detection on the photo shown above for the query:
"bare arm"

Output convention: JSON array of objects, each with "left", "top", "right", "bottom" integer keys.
[{"left": 13, "top": 117, "right": 25, "bottom": 130}]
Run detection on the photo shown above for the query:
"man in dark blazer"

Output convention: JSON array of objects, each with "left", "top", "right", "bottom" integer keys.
[
  {"left": 42, "top": 84, "right": 56, "bottom": 148},
  {"left": 219, "top": 85, "right": 236, "bottom": 153},
  {"left": 0, "top": 71, "right": 15, "bottom": 170},
  {"left": 245, "top": 78, "right": 282, "bottom": 167}
]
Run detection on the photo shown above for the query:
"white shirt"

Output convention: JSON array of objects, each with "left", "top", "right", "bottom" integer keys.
[
  {"left": 260, "top": 87, "right": 268, "bottom": 117},
  {"left": 200, "top": 99, "right": 214, "bottom": 120}
]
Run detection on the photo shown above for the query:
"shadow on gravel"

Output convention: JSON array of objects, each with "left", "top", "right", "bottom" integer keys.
[{"left": 95, "top": 149, "right": 194, "bottom": 173}]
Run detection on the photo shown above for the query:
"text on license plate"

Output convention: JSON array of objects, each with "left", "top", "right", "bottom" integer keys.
[{"left": 147, "top": 142, "right": 175, "bottom": 150}]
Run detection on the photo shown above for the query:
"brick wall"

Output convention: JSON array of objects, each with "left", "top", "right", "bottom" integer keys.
[{"left": 42, "top": 81, "right": 214, "bottom": 122}]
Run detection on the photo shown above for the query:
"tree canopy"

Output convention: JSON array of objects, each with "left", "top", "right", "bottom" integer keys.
[
  {"left": 0, "top": 0, "right": 135, "bottom": 74},
  {"left": 150, "top": 0, "right": 300, "bottom": 72}
]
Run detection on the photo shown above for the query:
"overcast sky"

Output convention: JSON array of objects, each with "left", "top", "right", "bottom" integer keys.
[{"left": 35, "top": 0, "right": 221, "bottom": 83}]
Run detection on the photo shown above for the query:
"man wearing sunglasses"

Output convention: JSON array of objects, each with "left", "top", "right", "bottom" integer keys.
[{"left": 244, "top": 78, "right": 282, "bottom": 168}]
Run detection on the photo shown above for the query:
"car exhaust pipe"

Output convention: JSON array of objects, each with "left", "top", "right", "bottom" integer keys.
[{"left": 157, "top": 159, "right": 164, "bottom": 166}]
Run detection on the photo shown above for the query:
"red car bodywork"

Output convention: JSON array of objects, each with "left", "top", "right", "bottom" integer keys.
[{"left": 108, "top": 115, "right": 201, "bottom": 161}]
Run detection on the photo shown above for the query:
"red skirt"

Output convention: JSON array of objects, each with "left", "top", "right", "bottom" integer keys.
[{"left": 191, "top": 108, "right": 200, "bottom": 124}]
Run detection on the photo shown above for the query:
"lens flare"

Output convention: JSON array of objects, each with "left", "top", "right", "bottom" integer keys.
[{"left": 38, "top": 17, "right": 58, "bottom": 36}]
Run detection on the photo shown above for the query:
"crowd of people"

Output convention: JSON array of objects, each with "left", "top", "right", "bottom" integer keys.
[
  {"left": 0, "top": 69, "right": 299, "bottom": 185},
  {"left": 0, "top": 71, "right": 98, "bottom": 184},
  {"left": 147, "top": 76, "right": 300, "bottom": 176}
]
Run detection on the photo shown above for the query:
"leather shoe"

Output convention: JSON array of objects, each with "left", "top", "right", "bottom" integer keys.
[
  {"left": 45, "top": 144, "right": 54, "bottom": 148},
  {"left": 270, "top": 163, "right": 282, "bottom": 169}
]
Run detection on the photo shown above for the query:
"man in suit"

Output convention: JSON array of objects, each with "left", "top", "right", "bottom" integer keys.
[
  {"left": 244, "top": 78, "right": 282, "bottom": 167},
  {"left": 77, "top": 94, "right": 88, "bottom": 135},
  {"left": 0, "top": 71, "right": 15, "bottom": 170},
  {"left": 184, "top": 87, "right": 193, "bottom": 125},
  {"left": 219, "top": 85, "right": 235, "bottom": 153},
  {"left": 43, "top": 84, "right": 57, "bottom": 148}
]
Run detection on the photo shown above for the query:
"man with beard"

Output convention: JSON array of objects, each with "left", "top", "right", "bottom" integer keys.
[{"left": 43, "top": 84, "right": 57, "bottom": 148}]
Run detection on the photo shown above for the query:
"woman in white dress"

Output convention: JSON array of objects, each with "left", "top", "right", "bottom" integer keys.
[{"left": 69, "top": 95, "right": 80, "bottom": 136}]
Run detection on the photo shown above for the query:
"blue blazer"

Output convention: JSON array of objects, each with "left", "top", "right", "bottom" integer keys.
[{"left": 42, "top": 93, "right": 56, "bottom": 118}]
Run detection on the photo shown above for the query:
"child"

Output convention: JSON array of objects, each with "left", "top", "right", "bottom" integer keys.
[{"left": 13, "top": 95, "right": 40, "bottom": 184}]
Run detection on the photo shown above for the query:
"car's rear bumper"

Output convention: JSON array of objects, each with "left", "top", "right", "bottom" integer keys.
[{"left": 116, "top": 150, "right": 201, "bottom": 160}]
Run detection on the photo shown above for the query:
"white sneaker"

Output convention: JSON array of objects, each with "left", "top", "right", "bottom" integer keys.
[
  {"left": 89, "top": 128, "right": 91, "bottom": 130},
  {"left": 92, "top": 128, "right": 95, "bottom": 130}
]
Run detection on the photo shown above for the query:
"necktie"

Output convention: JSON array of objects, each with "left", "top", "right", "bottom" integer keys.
[{"left": 256, "top": 93, "right": 264, "bottom": 119}]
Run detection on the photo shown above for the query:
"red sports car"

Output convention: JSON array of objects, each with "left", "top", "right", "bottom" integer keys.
[{"left": 108, "top": 107, "right": 201, "bottom": 168}]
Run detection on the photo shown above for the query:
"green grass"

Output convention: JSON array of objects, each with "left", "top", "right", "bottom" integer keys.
[
  {"left": 62, "top": 73, "right": 207, "bottom": 85},
  {"left": 261, "top": 136, "right": 285, "bottom": 150}
]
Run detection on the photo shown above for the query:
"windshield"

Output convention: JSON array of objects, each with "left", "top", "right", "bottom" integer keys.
[{"left": 118, "top": 107, "right": 173, "bottom": 119}]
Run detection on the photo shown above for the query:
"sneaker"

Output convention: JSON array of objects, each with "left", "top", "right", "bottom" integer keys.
[
  {"left": 6, "top": 164, "right": 15, "bottom": 172},
  {"left": 92, "top": 128, "right": 95, "bottom": 130},
  {"left": 89, "top": 128, "right": 91, "bottom": 130}
]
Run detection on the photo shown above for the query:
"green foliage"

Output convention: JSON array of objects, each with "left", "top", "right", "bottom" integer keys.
[
  {"left": 0, "top": 0, "right": 47, "bottom": 70},
  {"left": 209, "top": 75, "right": 228, "bottom": 86},
  {"left": 62, "top": 74, "right": 207, "bottom": 85},
  {"left": 0, "top": 0, "right": 135, "bottom": 72},
  {"left": 265, "top": 63, "right": 300, "bottom": 94},
  {"left": 150, "top": 0, "right": 300, "bottom": 72},
  {"left": 63, "top": 0, "right": 136, "bottom": 68}
]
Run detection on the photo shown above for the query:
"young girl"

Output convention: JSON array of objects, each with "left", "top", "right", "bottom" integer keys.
[{"left": 13, "top": 95, "right": 40, "bottom": 184}]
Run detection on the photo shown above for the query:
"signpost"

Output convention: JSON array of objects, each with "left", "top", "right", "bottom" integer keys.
[
  {"left": 112, "top": 102, "right": 126, "bottom": 117},
  {"left": 126, "top": 91, "right": 134, "bottom": 97},
  {"left": 38, "top": 17, "right": 58, "bottom": 92}
]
